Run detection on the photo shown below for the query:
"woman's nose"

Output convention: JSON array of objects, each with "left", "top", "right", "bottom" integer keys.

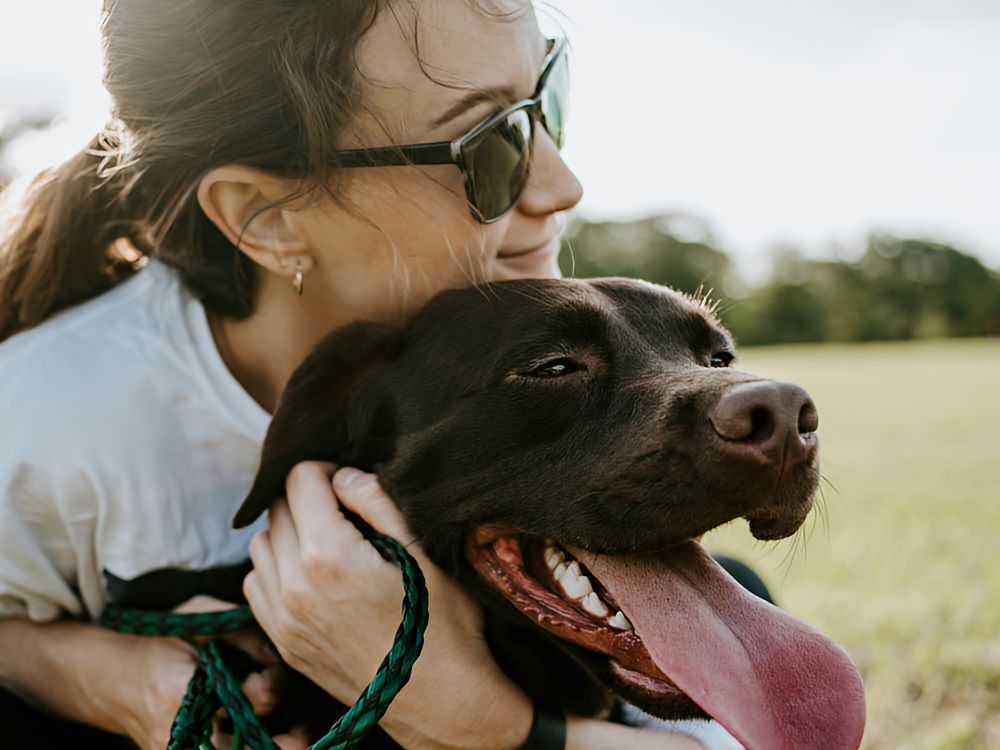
[{"left": 515, "top": 130, "right": 583, "bottom": 216}]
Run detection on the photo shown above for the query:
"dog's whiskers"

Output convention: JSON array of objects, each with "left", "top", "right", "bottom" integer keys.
[
  {"left": 819, "top": 473, "right": 843, "bottom": 501},
  {"left": 775, "top": 534, "right": 800, "bottom": 584},
  {"left": 815, "top": 483, "right": 832, "bottom": 542}
]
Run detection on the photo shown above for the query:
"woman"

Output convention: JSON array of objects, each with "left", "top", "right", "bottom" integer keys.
[{"left": 0, "top": 1, "right": 729, "bottom": 748}]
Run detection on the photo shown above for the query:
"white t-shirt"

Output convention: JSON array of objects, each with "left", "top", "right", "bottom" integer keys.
[{"left": 0, "top": 259, "right": 270, "bottom": 621}]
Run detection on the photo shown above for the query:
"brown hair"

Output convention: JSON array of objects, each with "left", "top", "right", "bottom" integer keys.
[{"left": 0, "top": 0, "right": 384, "bottom": 342}]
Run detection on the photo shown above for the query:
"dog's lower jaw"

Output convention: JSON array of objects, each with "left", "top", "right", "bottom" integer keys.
[
  {"left": 745, "top": 466, "right": 820, "bottom": 540},
  {"left": 484, "top": 615, "right": 615, "bottom": 717},
  {"left": 464, "top": 530, "right": 708, "bottom": 720},
  {"left": 484, "top": 609, "right": 711, "bottom": 721}
]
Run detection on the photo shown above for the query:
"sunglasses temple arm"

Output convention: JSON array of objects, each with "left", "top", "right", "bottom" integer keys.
[{"left": 328, "top": 142, "right": 456, "bottom": 168}]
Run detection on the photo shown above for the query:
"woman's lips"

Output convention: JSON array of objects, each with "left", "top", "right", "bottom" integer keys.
[{"left": 498, "top": 236, "right": 560, "bottom": 260}]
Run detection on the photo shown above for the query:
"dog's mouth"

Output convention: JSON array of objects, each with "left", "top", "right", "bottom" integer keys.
[
  {"left": 466, "top": 527, "right": 866, "bottom": 750},
  {"left": 465, "top": 530, "right": 682, "bottom": 697}
]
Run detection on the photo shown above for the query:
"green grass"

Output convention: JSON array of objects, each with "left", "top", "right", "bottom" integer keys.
[{"left": 704, "top": 338, "right": 1000, "bottom": 749}]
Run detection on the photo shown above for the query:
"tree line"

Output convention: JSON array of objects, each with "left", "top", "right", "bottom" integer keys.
[{"left": 559, "top": 215, "right": 1000, "bottom": 346}]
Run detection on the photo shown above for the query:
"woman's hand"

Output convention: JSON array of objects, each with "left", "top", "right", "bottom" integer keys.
[
  {"left": 115, "top": 631, "right": 199, "bottom": 750},
  {"left": 244, "top": 463, "right": 533, "bottom": 750},
  {"left": 120, "top": 596, "right": 308, "bottom": 750},
  {"left": 0, "top": 615, "right": 309, "bottom": 750}
]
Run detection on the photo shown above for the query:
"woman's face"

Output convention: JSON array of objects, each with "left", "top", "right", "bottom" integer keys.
[{"left": 287, "top": 0, "right": 583, "bottom": 325}]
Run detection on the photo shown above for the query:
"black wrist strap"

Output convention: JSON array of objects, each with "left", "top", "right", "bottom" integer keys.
[{"left": 516, "top": 706, "right": 566, "bottom": 750}]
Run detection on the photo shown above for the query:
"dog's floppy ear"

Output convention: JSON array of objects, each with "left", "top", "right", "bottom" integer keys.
[{"left": 232, "top": 320, "right": 403, "bottom": 528}]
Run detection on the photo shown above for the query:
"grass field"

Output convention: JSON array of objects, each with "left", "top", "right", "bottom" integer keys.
[{"left": 703, "top": 338, "right": 1000, "bottom": 749}]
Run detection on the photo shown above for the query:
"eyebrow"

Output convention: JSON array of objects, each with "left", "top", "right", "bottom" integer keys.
[
  {"left": 430, "top": 86, "right": 518, "bottom": 130},
  {"left": 431, "top": 38, "right": 552, "bottom": 132}
]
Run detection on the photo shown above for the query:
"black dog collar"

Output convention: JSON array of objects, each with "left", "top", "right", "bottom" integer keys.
[{"left": 516, "top": 707, "right": 566, "bottom": 750}]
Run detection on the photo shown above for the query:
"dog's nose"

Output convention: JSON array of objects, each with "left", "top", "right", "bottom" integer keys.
[{"left": 709, "top": 381, "right": 819, "bottom": 465}]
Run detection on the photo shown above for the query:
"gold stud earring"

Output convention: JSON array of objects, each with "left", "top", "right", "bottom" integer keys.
[{"left": 292, "top": 269, "right": 304, "bottom": 296}]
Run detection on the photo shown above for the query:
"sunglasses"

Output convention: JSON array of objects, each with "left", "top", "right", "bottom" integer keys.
[{"left": 327, "top": 38, "right": 569, "bottom": 224}]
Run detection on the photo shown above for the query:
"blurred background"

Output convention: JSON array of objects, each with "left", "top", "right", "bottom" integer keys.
[{"left": 2, "top": 1, "right": 998, "bottom": 747}]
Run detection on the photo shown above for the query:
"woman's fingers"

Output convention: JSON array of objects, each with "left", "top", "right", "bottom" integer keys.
[
  {"left": 265, "top": 498, "right": 303, "bottom": 588},
  {"left": 282, "top": 462, "right": 375, "bottom": 563},
  {"left": 211, "top": 725, "right": 311, "bottom": 750},
  {"left": 240, "top": 665, "right": 284, "bottom": 716},
  {"left": 130, "top": 636, "right": 201, "bottom": 750},
  {"left": 331, "top": 468, "right": 416, "bottom": 546},
  {"left": 275, "top": 462, "right": 415, "bottom": 565},
  {"left": 222, "top": 628, "right": 281, "bottom": 668},
  {"left": 171, "top": 594, "right": 236, "bottom": 615},
  {"left": 242, "top": 463, "right": 419, "bottom": 701},
  {"left": 274, "top": 725, "right": 312, "bottom": 750},
  {"left": 170, "top": 595, "right": 286, "bottom": 736}
]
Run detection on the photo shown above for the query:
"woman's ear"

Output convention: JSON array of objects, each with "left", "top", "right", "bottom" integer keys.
[{"left": 197, "top": 164, "right": 310, "bottom": 275}]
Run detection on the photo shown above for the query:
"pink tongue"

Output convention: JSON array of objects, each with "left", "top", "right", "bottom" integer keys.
[{"left": 572, "top": 543, "right": 865, "bottom": 750}]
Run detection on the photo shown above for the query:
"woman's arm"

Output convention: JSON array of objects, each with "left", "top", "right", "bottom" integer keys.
[
  {"left": 0, "top": 606, "right": 302, "bottom": 750},
  {"left": 0, "top": 617, "right": 198, "bottom": 749},
  {"left": 245, "top": 464, "right": 708, "bottom": 750}
]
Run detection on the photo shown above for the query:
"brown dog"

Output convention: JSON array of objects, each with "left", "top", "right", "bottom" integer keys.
[{"left": 235, "top": 277, "right": 865, "bottom": 750}]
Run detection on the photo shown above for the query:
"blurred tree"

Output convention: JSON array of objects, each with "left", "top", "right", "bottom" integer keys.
[
  {"left": 559, "top": 214, "right": 743, "bottom": 300},
  {"left": 727, "top": 282, "right": 829, "bottom": 345},
  {"left": 560, "top": 214, "right": 1000, "bottom": 344},
  {"left": 845, "top": 237, "right": 1000, "bottom": 340}
]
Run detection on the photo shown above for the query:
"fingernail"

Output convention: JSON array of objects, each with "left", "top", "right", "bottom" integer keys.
[{"left": 334, "top": 467, "right": 363, "bottom": 488}]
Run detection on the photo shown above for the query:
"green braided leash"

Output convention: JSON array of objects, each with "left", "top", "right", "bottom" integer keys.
[{"left": 101, "top": 529, "right": 428, "bottom": 750}]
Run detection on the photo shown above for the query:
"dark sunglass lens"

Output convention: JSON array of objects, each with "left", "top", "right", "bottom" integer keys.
[
  {"left": 466, "top": 109, "right": 532, "bottom": 221},
  {"left": 541, "top": 49, "right": 568, "bottom": 148}
]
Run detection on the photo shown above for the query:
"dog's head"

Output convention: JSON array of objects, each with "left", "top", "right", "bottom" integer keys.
[{"left": 234, "top": 278, "right": 865, "bottom": 749}]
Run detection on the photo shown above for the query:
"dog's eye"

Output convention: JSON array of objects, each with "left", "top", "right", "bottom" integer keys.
[
  {"left": 528, "top": 357, "right": 586, "bottom": 378},
  {"left": 710, "top": 351, "right": 735, "bottom": 368}
]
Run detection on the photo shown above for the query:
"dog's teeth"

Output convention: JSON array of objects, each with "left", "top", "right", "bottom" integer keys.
[
  {"left": 555, "top": 561, "right": 592, "bottom": 599},
  {"left": 560, "top": 573, "right": 593, "bottom": 599},
  {"left": 582, "top": 592, "right": 610, "bottom": 618},
  {"left": 545, "top": 546, "right": 564, "bottom": 569},
  {"left": 608, "top": 610, "right": 633, "bottom": 630},
  {"left": 553, "top": 560, "right": 594, "bottom": 599}
]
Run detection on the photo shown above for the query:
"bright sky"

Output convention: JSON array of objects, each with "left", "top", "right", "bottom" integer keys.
[{"left": 2, "top": 0, "right": 998, "bottom": 274}]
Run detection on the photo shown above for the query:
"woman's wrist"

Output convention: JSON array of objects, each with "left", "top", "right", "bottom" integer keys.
[{"left": 379, "top": 656, "right": 532, "bottom": 750}]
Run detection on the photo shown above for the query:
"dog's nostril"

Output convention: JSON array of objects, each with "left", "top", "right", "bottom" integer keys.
[
  {"left": 798, "top": 401, "right": 819, "bottom": 434},
  {"left": 749, "top": 407, "right": 775, "bottom": 442},
  {"left": 710, "top": 400, "right": 776, "bottom": 442}
]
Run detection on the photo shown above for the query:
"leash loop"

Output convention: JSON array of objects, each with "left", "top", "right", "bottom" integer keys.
[{"left": 101, "top": 528, "right": 428, "bottom": 750}]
